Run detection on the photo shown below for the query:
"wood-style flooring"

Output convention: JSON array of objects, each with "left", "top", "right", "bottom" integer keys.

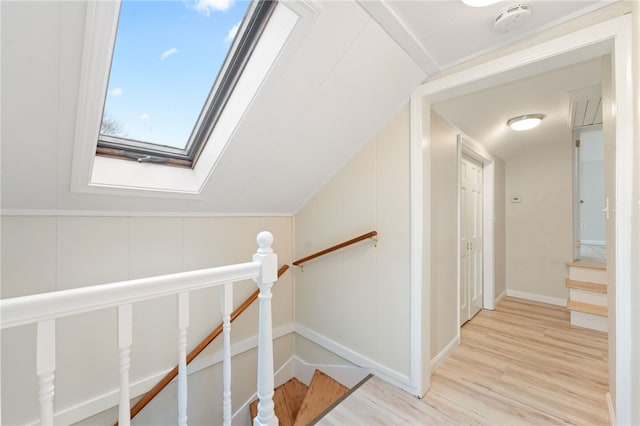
[{"left": 317, "top": 297, "right": 609, "bottom": 425}]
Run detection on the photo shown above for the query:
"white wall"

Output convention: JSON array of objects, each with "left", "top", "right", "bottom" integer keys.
[
  {"left": 505, "top": 139, "right": 573, "bottom": 302},
  {"left": 0, "top": 215, "right": 293, "bottom": 425},
  {"left": 429, "top": 112, "right": 459, "bottom": 360},
  {"left": 294, "top": 104, "right": 412, "bottom": 379}
]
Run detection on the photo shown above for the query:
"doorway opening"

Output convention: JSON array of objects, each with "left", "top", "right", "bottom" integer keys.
[{"left": 412, "top": 13, "right": 633, "bottom": 421}]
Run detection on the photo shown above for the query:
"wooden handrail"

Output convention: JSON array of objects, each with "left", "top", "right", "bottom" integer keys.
[
  {"left": 119, "top": 264, "right": 290, "bottom": 425},
  {"left": 292, "top": 231, "right": 377, "bottom": 267}
]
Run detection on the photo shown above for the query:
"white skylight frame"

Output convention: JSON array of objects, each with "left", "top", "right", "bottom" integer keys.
[{"left": 71, "top": 0, "right": 306, "bottom": 197}]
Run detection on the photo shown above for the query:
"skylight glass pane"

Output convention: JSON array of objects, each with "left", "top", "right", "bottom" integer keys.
[{"left": 101, "top": 0, "right": 252, "bottom": 150}]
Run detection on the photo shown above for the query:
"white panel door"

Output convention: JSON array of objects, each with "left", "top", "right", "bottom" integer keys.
[
  {"left": 460, "top": 156, "right": 484, "bottom": 325},
  {"left": 460, "top": 159, "right": 470, "bottom": 324}
]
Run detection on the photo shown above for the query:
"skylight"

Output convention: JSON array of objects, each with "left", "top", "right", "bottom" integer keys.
[
  {"left": 72, "top": 0, "right": 306, "bottom": 196},
  {"left": 98, "top": 0, "right": 276, "bottom": 166}
]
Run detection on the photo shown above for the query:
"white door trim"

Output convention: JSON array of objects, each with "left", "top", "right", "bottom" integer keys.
[{"left": 411, "top": 14, "right": 634, "bottom": 423}]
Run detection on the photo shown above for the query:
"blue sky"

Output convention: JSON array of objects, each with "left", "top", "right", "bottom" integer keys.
[{"left": 102, "top": 0, "right": 251, "bottom": 149}]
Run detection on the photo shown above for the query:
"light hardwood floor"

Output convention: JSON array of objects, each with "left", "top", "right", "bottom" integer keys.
[{"left": 317, "top": 297, "right": 609, "bottom": 425}]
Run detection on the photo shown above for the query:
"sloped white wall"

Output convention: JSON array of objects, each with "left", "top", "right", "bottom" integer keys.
[
  {"left": 0, "top": 215, "right": 293, "bottom": 425},
  {"left": 294, "top": 104, "right": 412, "bottom": 378}
]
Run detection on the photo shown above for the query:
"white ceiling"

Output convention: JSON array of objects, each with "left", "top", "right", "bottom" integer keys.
[
  {"left": 0, "top": 0, "right": 616, "bottom": 214},
  {"left": 432, "top": 57, "right": 603, "bottom": 160},
  {"left": 359, "top": 0, "right": 608, "bottom": 74}
]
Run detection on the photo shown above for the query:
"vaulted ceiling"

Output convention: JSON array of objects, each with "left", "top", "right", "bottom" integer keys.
[{"left": 0, "top": 0, "right": 616, "bottom": 214}]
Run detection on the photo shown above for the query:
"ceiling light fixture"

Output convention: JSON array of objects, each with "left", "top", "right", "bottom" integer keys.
[
  {"left": 507, "top": 114, "right": 544, "bottom": 131},
  {"left": 460, "top": 0, "right": 500, "bottom": 7}
]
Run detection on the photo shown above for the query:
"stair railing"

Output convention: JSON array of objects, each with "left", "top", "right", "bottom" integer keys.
[
  {"left": 123, "top": 264, "right": 290, "bottom": 424},
  {"left": 0, "top": 231, "right": 279, "bottom": 426},
  {"left": 292, "top": 231, "right": 378, "bottom": 270}
]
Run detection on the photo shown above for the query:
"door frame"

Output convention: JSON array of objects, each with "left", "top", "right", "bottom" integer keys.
[
  {"left": 409, "top": 13, "right": 634, "bottom": 422},
  {"left": 456, "top": 135, "right": 495, "bottom": 334}
]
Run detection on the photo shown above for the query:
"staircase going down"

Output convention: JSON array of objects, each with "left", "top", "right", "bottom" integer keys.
[
  {"left": 565, "top": 261, "right": 607, "bottom": 332},
  {"left": 250, "top": 370, "right": 349, "bottom": 426}
]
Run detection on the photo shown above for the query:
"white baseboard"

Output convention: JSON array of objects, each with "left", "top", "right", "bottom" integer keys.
[
  {"left": 606, "top": 392, "right": 616, "bottom": 426},
  {"left": 291, "top": 356, "right": 370, "bottom": 388},
  {"left": 506, "top": 289, "right": 566, "bottom": 307},
  {"left": 495, "top": 290, "right": 506, "bottom": 305},
  {"left": 41, "top": 324, "right": 295, "bottom": 426},
  {"left": 430, "top": 335, "right": 460, "bottom": 373},
  {"left": 294, "top": 323, "right": 416, "bottom": 395}
]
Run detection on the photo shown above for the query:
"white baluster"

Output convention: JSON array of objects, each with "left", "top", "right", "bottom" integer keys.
[
  {"left": 221, "top": 283, "right": 233, "bottom": 426},
  {"left": 178, "top": 292, "right": 189, "bottom": 426},
  {"left": 118, "top": 304, "right": 132, "bottom": 426},
  {"left": 253, "top": 232, "right": 278, "bottom": 426},
  {"left": 37, "top": 320, "right": 55, "bottom": 426}
]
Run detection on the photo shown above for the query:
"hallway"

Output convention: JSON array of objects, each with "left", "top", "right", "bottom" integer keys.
[{"left": 318, "top": 297, "right": 608, "bottom": 425}]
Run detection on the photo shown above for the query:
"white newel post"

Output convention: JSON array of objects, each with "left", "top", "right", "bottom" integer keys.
[
  {"left": 118, "top": 304, "right": 132, "bottom": 426},
  {"left": 178, "top": 292, "right": 190, "bottom": 426},
  {"left": 221, "top": 283, "right": 233, "bottom": 426},
  {"left": 253, "top": 232, "right": 278, "bottom": 426},
  {"left": 37, "top": 320, "right": 56, "bottom": 426}
]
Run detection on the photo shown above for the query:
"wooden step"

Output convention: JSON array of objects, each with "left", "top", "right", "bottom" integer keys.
[
  {"left": 293, "top": 370, "right": 349, "bottom": 426},
  {"left": 567, "top": 300, "right": 608, "bottom": 317},
  {"left": 250, "top": 378, "right": 308, "bottom": 425},
  {"left": 565, "top": 279, "right": 607, "bottom": 293},
  {"left": 281, "top": 377, "right": 308, "bottom": 420}
]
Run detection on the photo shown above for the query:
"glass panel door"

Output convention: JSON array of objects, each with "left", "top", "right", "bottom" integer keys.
[{"left": 573, "top": 126, "right": 606, "bottom": 262}]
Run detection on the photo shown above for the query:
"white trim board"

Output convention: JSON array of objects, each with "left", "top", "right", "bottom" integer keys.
[
  {"left": 506, "top": 290, "right": 566, "bottom": 307},
  {"left": 409, "top": 93, "right": 429, "bottom": 398},
  {"left": 430, "top": 336, "right": 459, "bottom": 374},
  {"left": 606, "top": 392, "right": 616, "bottom": 426},
  {"left": 415, "top": 15, "right": 635, "bottom": 423},
  {"left": 293, "top": 323, "right": 414, "bottom": 395},
  {"left": 1, "top": 209, "right": 294, "bottom": 218}
]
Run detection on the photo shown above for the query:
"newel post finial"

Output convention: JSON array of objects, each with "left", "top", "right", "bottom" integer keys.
[
  {"left": 256, "top": 231, "right": 274, "bottom": 254},
  {"left": 253, "top": 231, "right": 278, "bottom": 426}
]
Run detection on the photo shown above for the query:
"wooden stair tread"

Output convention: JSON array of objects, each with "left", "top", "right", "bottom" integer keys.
[
  {"left": 282, "top": 377, "right": 308, "bottom": 420},
  {"left": 293, "top": 370, "right": 349, "bottom": 426},
  {"left": 250, "top": 378, "right": 309, "bottom": 425},
  {"left": 565, "top": 261, "right": 606, "bottom": 270},
  {"left": 567, "top": 300, "right": 608, "bottom": 317},
  {"left": 565, "top": 279, "right": 607, "bottom": 293}
]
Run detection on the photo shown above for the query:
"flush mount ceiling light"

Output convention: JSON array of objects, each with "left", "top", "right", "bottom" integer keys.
[
  {"left": 460, "top": 0, "right": 500, "bottom": 6},
  {"left": 507, "top": 114, "right": 544, "bottom": 131}
]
